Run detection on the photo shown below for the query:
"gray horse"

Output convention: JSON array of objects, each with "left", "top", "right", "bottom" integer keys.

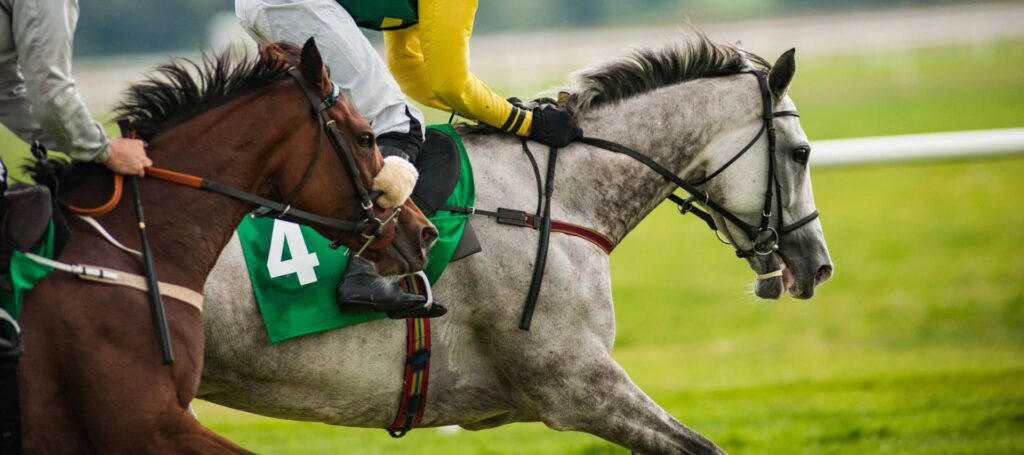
[{"left": 199, "top": 34, "right": 833, "bottom": 454}]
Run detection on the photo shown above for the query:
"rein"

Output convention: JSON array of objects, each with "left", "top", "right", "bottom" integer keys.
[
  {"left": 456, "top": 71, "right": 821, "bottom": 331},
  {"left": 578, "top": 71, "right": 820, "bottom": 258},
  {"left": 67, "top": 68, "right": 402, "bottom": 254},
  {"left": 67, "top": 168, "right": 368, "bottom": 234}
]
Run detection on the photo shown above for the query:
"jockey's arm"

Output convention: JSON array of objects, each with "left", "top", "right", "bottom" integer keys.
[
  {"left": 383, "top": 27, "right": 450, "bottom": 112},
  {"left": 7, "top": 0, "right": 150, "bottom": 175},
  {"left": 9, "top": 0, "right": 111, "bottom": 163},
  {"left": 412, "top": 0, "right": 533, "bottom": 136}
]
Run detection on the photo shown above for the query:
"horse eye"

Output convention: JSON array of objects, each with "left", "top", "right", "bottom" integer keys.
[
  {"left": 357, "top": 133, "right": 373, "bottom": 148},
  {"left": 792, "top": 146, "right": 810, "bottom": 165}
]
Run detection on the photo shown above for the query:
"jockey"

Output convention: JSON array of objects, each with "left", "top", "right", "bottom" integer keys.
[
  {"left": 382, "top": 0, "right": 583, "bottom": 148},
  {"left": 0, "top": 0, "right": 150, "bottom": 267},
  {"left": 0, "top": 0, "right": 152, "bottom": 182},
  {"left": 236, "top": 0, "right": 582, "bottom": 317}
]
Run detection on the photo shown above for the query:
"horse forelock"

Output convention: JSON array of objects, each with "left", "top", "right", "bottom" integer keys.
[{"left": 566, "top": 30, "right": 771, "bottom": 117}]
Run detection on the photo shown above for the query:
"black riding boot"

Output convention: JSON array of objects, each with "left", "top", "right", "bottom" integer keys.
[
  {"left": 377, "top": 130, "right": 423, "bottom": 163},
  {"left": 336, "top": 256, "right": 446, "bottom": 319}
]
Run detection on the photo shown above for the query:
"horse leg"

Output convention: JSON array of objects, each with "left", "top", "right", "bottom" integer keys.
[
  {"left": 471, "top": 246, "right": 724, "bottom": 453},
  {"left": 494, "top": 335, "right": 725, "bottom": 454},
  {"left": 19, "top": 281, "right": 249, "bottom": 453}
]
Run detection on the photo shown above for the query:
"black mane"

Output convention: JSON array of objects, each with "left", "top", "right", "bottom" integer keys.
[
  {"left": 114, "top": 49, "right": 293, "bottom": 140},
  {"left": 26, "top": 47, "right": 295, "bottom": 189}
]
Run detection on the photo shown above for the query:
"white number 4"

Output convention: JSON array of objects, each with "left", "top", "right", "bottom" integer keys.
[{"left": 267, "top": 219, "right": 320, "bottom": 285}]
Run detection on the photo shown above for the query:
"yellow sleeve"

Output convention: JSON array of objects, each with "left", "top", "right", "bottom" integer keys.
[
  {"left": 417, "top": 0, "right": 532, "bottom": 136},
  {"left": 383, "top": 26, "right": 450, "bottom": 112}
]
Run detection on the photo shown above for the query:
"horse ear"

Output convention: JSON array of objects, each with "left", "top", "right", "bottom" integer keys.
[
  {"left": 768, "top": 48, "right": 796, "bottom": 99},
  {"left": 299, "top": 37, "right": 327, "bottom": 95}
]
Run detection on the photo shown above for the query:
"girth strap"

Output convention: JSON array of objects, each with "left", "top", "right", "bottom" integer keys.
[{"left": 388, "top": 275, "right": 432, "bottom": 438}]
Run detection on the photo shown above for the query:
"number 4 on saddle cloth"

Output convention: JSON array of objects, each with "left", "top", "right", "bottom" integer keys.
[{"left": 237, "top": 124, "right": 480, "bottom": 343}]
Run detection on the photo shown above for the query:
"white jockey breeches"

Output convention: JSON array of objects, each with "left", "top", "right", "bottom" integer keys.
[{"left": 235, "top": 0, "right": 425, "bottom": 139}]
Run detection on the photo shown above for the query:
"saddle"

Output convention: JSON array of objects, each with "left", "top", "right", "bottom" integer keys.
[
  {"left": 1, "top": 184, "right": 53, "bottom": 253},
  {"left": 412, "top": 128, "right": 481, "bottom": 261}
]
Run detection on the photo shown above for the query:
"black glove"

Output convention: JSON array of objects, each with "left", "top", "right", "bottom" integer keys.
[{"left": 528, "top": 107, "right": 583, "bottom": 148}]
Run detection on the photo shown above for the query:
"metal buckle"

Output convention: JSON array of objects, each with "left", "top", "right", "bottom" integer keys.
[
  {"left": 353, "top": 207, "right": 403, "bottom": 257},
  {"left": 753, "top": 227, "right": 779, "bottom": 256}
]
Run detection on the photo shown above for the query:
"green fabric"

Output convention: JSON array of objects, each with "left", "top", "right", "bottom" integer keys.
[
  {"left": 238, "top": 124, "right": 474, "bottom": 343},
  {"left": 0, "top": 223, "right": 56, "bottom": 319},
  {"left": 335, "top": 0, "right": 419, "bottom": 30}
]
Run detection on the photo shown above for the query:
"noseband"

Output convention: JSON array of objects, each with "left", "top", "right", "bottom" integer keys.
[{"left": 580, "top": 70, "right": 819, "bottom": 260}]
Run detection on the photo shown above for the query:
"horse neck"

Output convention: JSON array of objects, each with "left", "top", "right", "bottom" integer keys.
[
  {"left": 561, "top": 76, "right": 753, "bottom": 243},
  {"left": 77, "top": 88, "right": 310, "bottom": 291}
]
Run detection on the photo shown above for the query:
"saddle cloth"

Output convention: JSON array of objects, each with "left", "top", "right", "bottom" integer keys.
[
  {"left": 237, "top": 124, "right": 476, "bottom": 343},
  {"left": 1, "top": 185, "right": 70, "bottom": 320}
]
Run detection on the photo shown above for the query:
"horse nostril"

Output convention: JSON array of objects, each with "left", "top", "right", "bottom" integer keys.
[
  {"left": 816, "top": 264, "right": 833, "bottom": 284},
  {"left": 420, "top": 226, "right": 438, "bottom": 249}
]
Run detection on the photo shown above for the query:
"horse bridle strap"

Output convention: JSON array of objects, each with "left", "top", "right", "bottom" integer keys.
[
  {"left": 285, "top": 68, "right": 400, "bottom": 252},
  {"left": 578, "top": 71, "right": 820, "bottom": 258},
  {"left": 66, "top": 168, "right": 369, "bottom": 235},
  {"left": 65, "top": 69, "right": 404, "bottom": 248}
]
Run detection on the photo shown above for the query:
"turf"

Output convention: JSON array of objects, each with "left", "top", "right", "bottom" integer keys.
[{"left": 3, "top": 39, "right": 1023, "bottom": 453}]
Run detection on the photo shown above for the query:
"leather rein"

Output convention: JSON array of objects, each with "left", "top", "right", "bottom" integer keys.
[
  {"left": 582, "top": 71, "right": 820, "bottom": 258},
  {"left": 461, "top": 70, "right": 821, "bottom": 330},
  {"left": 69, "top": 68, "right": 399, "bottom": 255}
]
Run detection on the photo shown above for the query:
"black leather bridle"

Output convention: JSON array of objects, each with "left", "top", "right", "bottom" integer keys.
[
  {"left": 580, "top": 70, "right": 820, "bottom": 259},
  {"left": 275, "top": 68, "right": 401, "bottom": 255},
  {"left": 518, "top": 71, "right": 820, "bottom": 330}
]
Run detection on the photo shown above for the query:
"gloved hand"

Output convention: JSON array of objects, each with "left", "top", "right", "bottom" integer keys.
[{"left": 528, "top": 107, "right": 583, "bottom": 148}]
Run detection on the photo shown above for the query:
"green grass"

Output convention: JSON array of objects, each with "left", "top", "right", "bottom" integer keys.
[{"left": 4, "top": 39, "right": 1024, "bottom": 453}]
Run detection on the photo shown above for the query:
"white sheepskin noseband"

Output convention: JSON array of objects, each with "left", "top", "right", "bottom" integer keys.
[{"left": 372, "top": 156, "right": 418, "bottom": 209}]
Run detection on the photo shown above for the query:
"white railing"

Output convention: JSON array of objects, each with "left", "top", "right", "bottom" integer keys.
[{"left": 813, "top": 128, "right": 1024, "bottom": 167}]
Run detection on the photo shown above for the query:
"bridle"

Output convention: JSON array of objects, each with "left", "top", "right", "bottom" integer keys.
[
  {"left": 276, "top": 68, "right": 401, "bottom": 255},
  {"left": 579, "top": 70, "right": 819, "bottom": 261},
  {"left": 68, "top": 68, "right": 401, "bottom": 256}
]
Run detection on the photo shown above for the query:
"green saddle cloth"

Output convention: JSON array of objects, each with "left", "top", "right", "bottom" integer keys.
[
  {"left": 237, "top": 124, "right": 474, "bottom": 343},
  {"left": 1, "top": 223, "right": 56, "bottom": 320}
]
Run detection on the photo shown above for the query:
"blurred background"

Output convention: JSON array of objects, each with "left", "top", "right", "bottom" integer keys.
[{"left": 3, "top": 0, "right": 1022, "bottom": 453}]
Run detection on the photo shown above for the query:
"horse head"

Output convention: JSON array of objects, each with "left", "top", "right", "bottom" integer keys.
[
  {"left": 260, "top": 39, "right": 436, "bottom": 275},
  {"left": 699, "top": 49, "right": 833, "bottom": 299}
]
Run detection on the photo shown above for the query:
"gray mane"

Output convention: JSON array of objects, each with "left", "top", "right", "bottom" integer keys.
[
  {"left": 457, "top": 31, "right": 771, "bottom": 136},
  {"left": 565, "top": 32, "right": 771, "bottom": 115}
]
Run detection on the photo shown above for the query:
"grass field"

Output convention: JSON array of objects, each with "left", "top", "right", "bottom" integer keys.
[{"left": 3, "top": 39, "right": 1023, "bottom": 453}]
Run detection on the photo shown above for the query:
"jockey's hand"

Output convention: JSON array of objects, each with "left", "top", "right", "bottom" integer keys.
[
  {"left": 528, "top": 107, "right": 582, "bottom": 148},
  {"left": 105, "top": 137, "right": 152, "bottom": 177}
]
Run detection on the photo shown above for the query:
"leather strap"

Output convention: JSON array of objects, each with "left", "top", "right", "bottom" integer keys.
[
  {"left": 519, "top": 143, "right": 558, "bottom": 331},
  {"left": 76, "top": 265, "right": 203, "bottom": 312},
  {"left": 67, "top": 174, "right": 124, "bottom": 217},
  {"left": 388, "top": 275, "right": 431, "bottom": 438},
  {"left": 23, "top": 254, "right": 203, "bottom": 312},
  {"left": 438, "top": 204, "right": 616, "bottom": 255}
]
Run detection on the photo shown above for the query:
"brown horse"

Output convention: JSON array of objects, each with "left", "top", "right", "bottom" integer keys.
[{"left": 15, "top": 39, "right": 434, "bottom": 453}]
